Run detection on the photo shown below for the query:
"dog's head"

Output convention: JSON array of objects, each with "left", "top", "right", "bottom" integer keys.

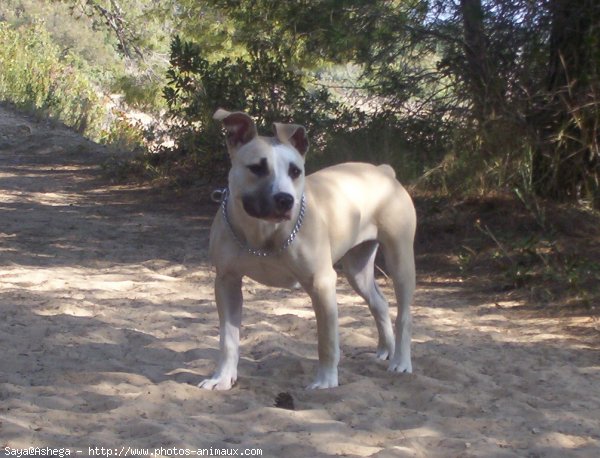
[{"left": 214, "top": 109, "right": 308, "bottom": 222}]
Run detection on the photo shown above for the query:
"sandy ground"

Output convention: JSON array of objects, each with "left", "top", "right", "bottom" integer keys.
[{"left": 1, "top": 103, "right": 600, "bottom": 457}]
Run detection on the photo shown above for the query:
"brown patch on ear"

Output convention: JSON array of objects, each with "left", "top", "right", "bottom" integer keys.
[
  {"left": 290, "top": 126, "right": 309, "bottom": 156},
  {"left": 214, "top": 109, "right": 257, "bottom": 151},
  {"left": 273, "top": 122, "right": 309, "bottom": 156}
]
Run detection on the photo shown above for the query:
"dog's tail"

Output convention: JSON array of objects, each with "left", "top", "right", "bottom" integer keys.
[{"left": 378, "top": 164, "right": 396, "bottom": 179}]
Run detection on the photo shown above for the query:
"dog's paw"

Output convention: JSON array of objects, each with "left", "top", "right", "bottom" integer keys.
[
  {"left": 306, "top": 378, "right": 338, "bottom": 389},
  {"left": 387, "top": 359, "right": 412, "bottom": 373},
  {"left": 375, "top": 335, "right": 394, "bottom": 361},
  {"left": 198, "top": 374, "right": 237, "bottom": 390},
  {"left": 307, "top": 368, "right": 338, "bottom": 389},
  {"left": 376, "top": 347, "right": 392, "bottom": 360}
]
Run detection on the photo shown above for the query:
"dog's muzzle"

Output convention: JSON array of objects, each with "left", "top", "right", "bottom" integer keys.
[
  {"left": 221, "top": 190, "right": 306, "bottom": 257},
  {"left": 242, "top": 191, "right": 295, "bottom": 221}
]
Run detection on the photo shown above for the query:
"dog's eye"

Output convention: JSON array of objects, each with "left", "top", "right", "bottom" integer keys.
[
  {"left": 247, "top": 159, "right": 268, "bottom": 177},
  {"left": 288, "top": 163, "right": 302, "bottom": 179}
]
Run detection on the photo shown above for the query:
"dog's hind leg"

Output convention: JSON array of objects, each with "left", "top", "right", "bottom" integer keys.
[
  {"left": 342, "top": 241, "right": 395, "bottom": 360},
  {"left": 380, "top": 236, "right": 415, "bottom": 373}
]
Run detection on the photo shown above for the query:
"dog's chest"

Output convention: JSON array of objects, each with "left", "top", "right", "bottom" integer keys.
[{"left": 237, "top": 256, "right": 299, "bottom": 289}]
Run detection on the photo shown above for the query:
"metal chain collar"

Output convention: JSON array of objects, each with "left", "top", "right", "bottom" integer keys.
[{"left": 218, "top": 188, "right": 306, "bottom": 257}]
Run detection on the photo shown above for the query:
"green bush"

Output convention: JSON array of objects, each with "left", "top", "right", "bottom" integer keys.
[
  {"left": 159, "top": 35, "right": 340, "bottom": 182},
  {"left": 99, "top": 111, "right": 147, "bottom": 153},
  {"left": 0, "top": 22, "right": 106, "bottom": 139},
  {"left": 113, "top": 74, "right": 166, "bottom": 112}
]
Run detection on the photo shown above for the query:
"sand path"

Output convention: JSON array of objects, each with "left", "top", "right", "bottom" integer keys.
[{"left": 1, "top": 104, "right": 599, "bottom": 457}]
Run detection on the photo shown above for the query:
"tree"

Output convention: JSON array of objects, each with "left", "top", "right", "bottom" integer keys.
[
  {"left": 460, "top": 0, "right": 495, "bottom": 123},
  {"left": 77, "top": 0, "right": 144, "bottom": 59},
  {"left": 533, "top": 0, "right": 600, "bottom": 203}
]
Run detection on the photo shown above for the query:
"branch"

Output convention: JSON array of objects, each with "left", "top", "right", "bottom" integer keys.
[{"left": 84, "top": 0, "right": 144, "bottom": 60}]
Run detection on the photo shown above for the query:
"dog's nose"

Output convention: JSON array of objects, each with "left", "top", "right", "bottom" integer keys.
[{"left": 273, "top": 192, "right": 294, "bottom": 212}]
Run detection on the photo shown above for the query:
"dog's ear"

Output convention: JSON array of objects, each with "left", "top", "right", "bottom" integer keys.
[
  {"left": 214, "top": 109, "right": 257, "bottom": 153},
  {"left": 273, "top": 122, "right": 309, "bottom": 156}
]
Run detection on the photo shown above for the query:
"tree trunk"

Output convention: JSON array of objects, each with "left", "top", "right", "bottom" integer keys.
[{"left": 460, "top": 0, "right": 496, "bottom": 124}]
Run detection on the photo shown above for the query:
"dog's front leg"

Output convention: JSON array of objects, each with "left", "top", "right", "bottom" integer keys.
[
  {"left": 304, "top": 269, "right": 340, "bottom": 389},
  {"left": 199, "top": 273, "right": 243, "bottom": 390}
]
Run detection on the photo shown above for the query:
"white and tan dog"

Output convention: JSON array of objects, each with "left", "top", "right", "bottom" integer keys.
[{"left": 199, "top": 109, "right": 416, "bottom": 390}]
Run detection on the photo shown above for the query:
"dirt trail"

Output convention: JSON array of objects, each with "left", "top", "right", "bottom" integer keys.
[{"left": 1, "top": 104, "right": 599, "bottom": 457}]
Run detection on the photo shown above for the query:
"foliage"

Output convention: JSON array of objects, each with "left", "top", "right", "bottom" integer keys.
[
  {"left": 0, "top": 22, "right": 105, "bottom": 138},
  {"left": 160, "top": 35, "right": 345, "bottom": 182},
  {"left": 71, "top": 0, "right": 173, "bottom": 60},
  {"left": 1, "top": 0, "right": 174, "bottom": 106},
  {"left": 99, "top": 110, "right": 146, "bottom": 152},
  {"left": 0, "top": 0, "right": 127, "bottom": 85},
  {"left": 113, "top": 74, "right": 166, "bottom": 112},
  {"left": 423, "top": 0, "right": 600, "bottom": 205},
  {"left": 474, "top": 218, "right": 600, "bottom": 307},
  {"left": 153, "top": 1, "right": 450, "bottom": 184}
]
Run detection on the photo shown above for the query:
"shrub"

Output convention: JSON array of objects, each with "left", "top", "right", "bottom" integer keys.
[
  {"left": 159, "top": 35, "right": 342, "bottom": 182},
  {"left": 0, "top": 22, "right": 105, "bottom": 139}
]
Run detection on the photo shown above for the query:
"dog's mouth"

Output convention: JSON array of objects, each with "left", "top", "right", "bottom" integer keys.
[
  {"left": 264, "top": 211, "right": 292, "bottom": 223},
  {"left": 242, "top": 198, "right": 292, "bottom": 223},
  {"left": 242, "top": 193, "right": 294, "bottom": 223}
]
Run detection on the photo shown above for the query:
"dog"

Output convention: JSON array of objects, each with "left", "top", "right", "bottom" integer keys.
[{"left": 199, "top": 109, "right": 416, "bottom": 390}]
